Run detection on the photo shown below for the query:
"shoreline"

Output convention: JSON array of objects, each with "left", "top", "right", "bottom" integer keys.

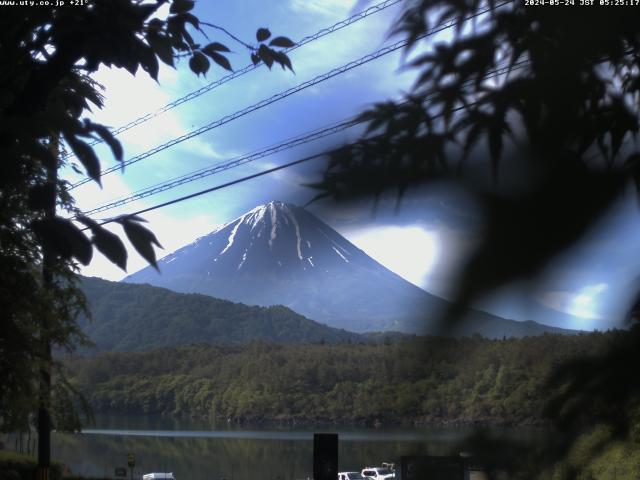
[{"left": 83, "top": 411, "right": 551, "bottom": 430}]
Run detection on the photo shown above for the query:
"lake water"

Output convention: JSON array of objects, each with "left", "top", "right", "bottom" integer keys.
[{"left": 48, "top": 416, "right": 544, "bottom": 479}]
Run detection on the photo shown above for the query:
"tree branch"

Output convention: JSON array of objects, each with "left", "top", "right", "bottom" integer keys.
[{"left": 200, "top": 22, "right": 254, "bottom": 51}]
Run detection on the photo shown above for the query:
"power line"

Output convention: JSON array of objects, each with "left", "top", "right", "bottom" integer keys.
[
  {"left": 61, "top": 0, "right": 403, "bottom": 161},
  {"left": 90, "top": 152, "right": 325, "bottom": 228},
  {"left": 89, "top": 105, "right": 466, "bottom": 228},
  {"left": 69, "top": 27, "right": 446, "bottom": 189},
  {"left": 81, "top": 117, "right": 361, "bottom": 215},
  {"left": 70, "top": 1, "right": 511, "bottom": 190},
  {"left": 87, "top": 69, "right": 532, "bottom": 227},
  {"left": 81, "top": 59, "right": 527, "bottom": 217}
]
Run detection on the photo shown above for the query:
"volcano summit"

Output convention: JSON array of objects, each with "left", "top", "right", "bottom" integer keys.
[{"left": 124, "top": 201, "right": 570, "bottom": 337}]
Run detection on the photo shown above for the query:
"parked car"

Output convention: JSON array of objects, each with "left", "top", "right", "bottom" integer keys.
[
  {"left": 338, "top": 472, "right": 366, "bottom": 480},
  {"left": 142, "top": 473, "right": 176, "bottom": 480},
  {"left": 361, "top": 467, "right": 395, "bottom": 479}
]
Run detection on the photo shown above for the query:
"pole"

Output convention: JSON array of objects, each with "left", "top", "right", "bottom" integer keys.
[
  {"left": 313, "top": 433, "right": 338, "bottom": 480},
  {"left": 37, "top": 136, "right": 58, "bottom": 480}
]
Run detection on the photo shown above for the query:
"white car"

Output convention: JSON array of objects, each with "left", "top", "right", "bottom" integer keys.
[
  {"left": 361, "top": 467, "right": 395, "bottom": 479},
  {"left": 338, "top": 472, "right": 366, "bottom": 480},
  {"left": 142, "top": 474, "right": 176, "bottom": 480}
]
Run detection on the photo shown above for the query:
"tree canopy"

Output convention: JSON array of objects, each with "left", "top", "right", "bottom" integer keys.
[
  {"left": 312, "top": 1, "right": 640, "bottom": 475},
  {"left": 0, "top": 0, "right": 294, "bottom": 433},
  {"left": 315, "top": 0, "right": 640, "bottom": 325}
]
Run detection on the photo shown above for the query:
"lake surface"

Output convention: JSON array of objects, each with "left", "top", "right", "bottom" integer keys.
[{"left": 49, "top": 416, "right": 545, "bottom": 480}]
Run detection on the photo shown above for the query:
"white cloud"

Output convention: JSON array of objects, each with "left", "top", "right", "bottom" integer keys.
[
  {"left": 343, "top": 224, "right": 438, "bottom": 288},
  {"left": 70, "top": 174, "right": 135, "bottom": 214},
  {"left": 537, "top": 283, "right": 609, "bottom": 321},
  {"left": 63, "top": 60, "right": 231, "bottom": 190},
  {"left": 332, "top": 218, "right": 479, "bottom": 297},
  {"left": 569, "top": 283, "right": 609, "bottom": 319},
  {"left": 89, "top": 63, "right": 178, "bottom": 127},
  {"left": 289, "top": 0, "right": 358, "bottom": 17},
  {"left": 179, "top": 137, "right": 225, "bottom": 160}
]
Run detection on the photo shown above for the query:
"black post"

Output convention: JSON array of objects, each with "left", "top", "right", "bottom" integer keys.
[
  {"left": 38, "top": 136, "right": 57, "bottom": 480},
  {"left": 313, "top": 433, "right": 338, "bottom": 480}
]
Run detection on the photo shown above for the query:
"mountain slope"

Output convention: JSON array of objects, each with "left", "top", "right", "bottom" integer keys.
[
  {"left": 123, "top": 201, "right": 573, "bottom": 337},
  {"left": 79, "top": 276, "right": 362, "bottom": 352}
]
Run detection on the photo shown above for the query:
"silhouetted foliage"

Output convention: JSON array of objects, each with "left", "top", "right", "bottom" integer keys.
[
  {"left": 314, "top": 0, "right": 640, "bottom": 325},
  {"left": 311, "top": 1, "right": 640, "bottom": 475},
  {"left": 0, "top": 0, "right": 293, "bottom": 431},
  {"left": 1, "top": 0, "right": 294, "bottom": 272},
  {"left": 545, "top": 324, "right": 640, "bottom": 437},
  {"left": 0, "top": 451, "right": 63, "bottom": 480}
]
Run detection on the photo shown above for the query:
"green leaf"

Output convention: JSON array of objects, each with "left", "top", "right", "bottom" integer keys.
[
  {"left": 122, "top": 214, "right": 148, "bottom": 223},
  {"left": 170, "top": 0, "right": 194, "bottom": 14},
  {"left": 117, "top": 217, "right": 163, "bottom": 271},
  {"left": 269, "top": 36, "right": 295, "bottom": 48},
  {"left": 256, "top": 28, "right": 271, "bottom": 42},
  {"left": 204, "top": 50, "right": 232, "bottom": 71},
  {"left": 23, "top": 141, "right": 58, "bottom": 170},
  {"left": 32, "top": 217, "right": 93, "bottom": 265},
  {"left": 147, "top": 33, "right": 174, "bottom": 67},
  {"left": 76, "top": 215, "right": 100, "bottom": 230},
  {"left": 181, "top": 27, "right": 195, "bottom": 48},
  {"left": 136, "top": 3, "right": 161, "bottom": 21},
  {"left": 258, "top": 44, "right": 274, "bottom": 69},
  {"left": 488, "top": 114, "right": 511, "bottom": 179},
  {"left": 27, "top": 184, "right": 55, "bottom": 211},
  {"left": 72, "top": 77, "right": 104, "bottom": 109},
  {"left": 87, "top": 122, "right": 123, "bottom": 162},
  {"left": 178, "top": 12, "right": 200, "bottom": 31},
  {"left": 251, "top": 53, "right": 260, "bottom": 65},
  {"left": 272, "top": 51, "right": 293, "bottom": 72},
  {"left": 64, "top": 134, "right": 101, "bottom": 185},
  {"left": 93, "top": 230, "right": 127, "bottom": 270},
  {"left": 138, "top": 43, "right": 160, "bottom": 81},
  {"left": 202, "top": 42, "right": 230, "bottom": 54},
  {"left": 462, "top": 122, "right": 484, "bottom": 159},
  {"left": 78, "top": 217, "right": 128, "bottom": 270},
  {"left": 122, "top": 57, "right": 139, "bottom": 76},
  {"left": 189, "top": 51, "right": 210, "bottom": 76},
  {"left": 147, "top": 18, "right": 164, "bottom": 32}
]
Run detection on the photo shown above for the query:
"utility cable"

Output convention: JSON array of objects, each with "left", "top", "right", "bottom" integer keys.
[
  {"left": 90, "top": 153, "right": 327, "bottom": 229},
  {"left": 81, "top": 59, "right": 527, "bottom": 216},
  {"left": 70, "top": 0, "right": 512, "bottom": 190},
  {"left": 88, "top": 103, "right": 466, "bottom": 228},
  {"left": 81, "top": 117, "right": 362, "bottom": 215},
  {"left": 87, "top": 64, "right": 533, "bottom": 228},
  {"left": 61, "top": 0, "right": 403, "bottom": 161}
]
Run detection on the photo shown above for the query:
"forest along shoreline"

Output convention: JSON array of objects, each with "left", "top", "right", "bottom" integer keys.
[{"left": 61, "top": 331, "right": 621, "bottom": 428}]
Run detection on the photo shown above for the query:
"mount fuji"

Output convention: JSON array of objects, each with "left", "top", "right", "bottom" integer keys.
[{"left": 123, "top": 201, "right": 571, "bottom": 337}]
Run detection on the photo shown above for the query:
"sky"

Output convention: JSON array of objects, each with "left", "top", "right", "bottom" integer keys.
[{"left": 64, "top": 0, "right": 640, "bottom": 331}]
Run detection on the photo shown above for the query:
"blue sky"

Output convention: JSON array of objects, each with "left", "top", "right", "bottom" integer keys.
[{"left": 65, "top": 0, "right": 640, "bottom": 331}]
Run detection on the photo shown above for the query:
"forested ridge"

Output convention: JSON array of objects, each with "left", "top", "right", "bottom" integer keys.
[
  {"left": 64, "top": 331, "right": 618, "bottom": 426},
  {"left": 78, "top": 276, "right": 362, "bottom": 351},
  {"left": 78, "top": 277, "right": 575, "bottom": 351}
]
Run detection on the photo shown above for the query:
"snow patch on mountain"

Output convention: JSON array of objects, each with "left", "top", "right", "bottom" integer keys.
[
  {"left": 332, "top": 246, "right": 349, "bottom": 263},
  {"left": 220, "top": 220, "right": 241, "bottom": 256},
  {"left": 284, "top": 204, "right": 304, "bottom": 261},
  {"left": 269, "top": 203, "right": 278, "bottom": 249},
  {"left": 124, "top": 200, "right": 525, "bottom": 336}
]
